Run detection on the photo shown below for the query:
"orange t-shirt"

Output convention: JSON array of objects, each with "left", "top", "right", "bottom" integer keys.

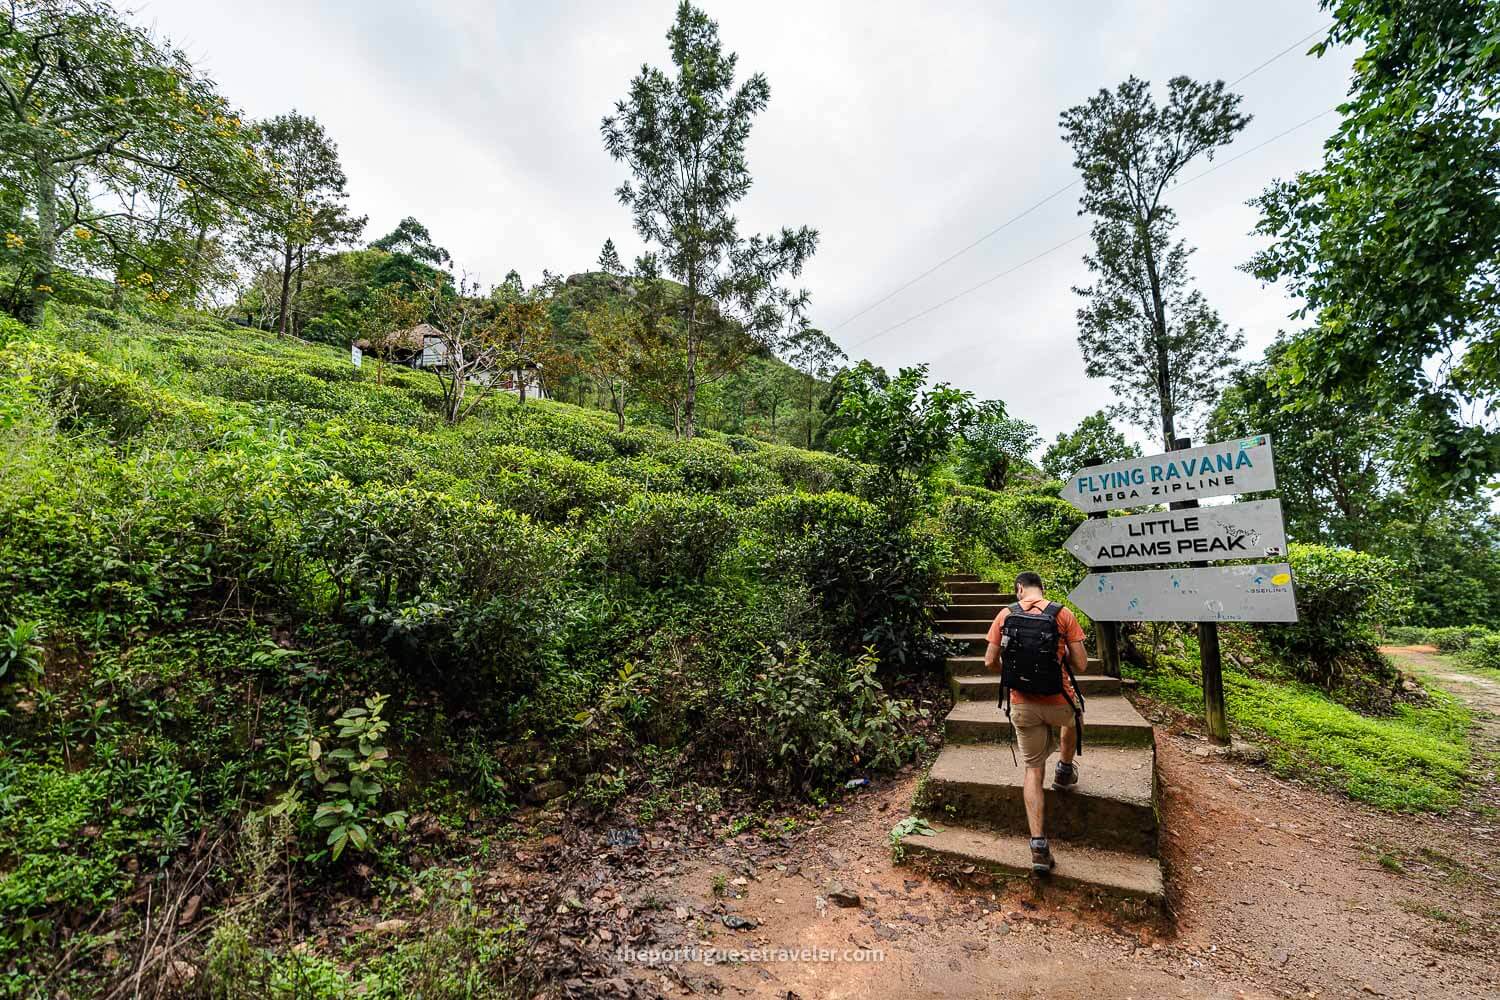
[{"left": 986, "top": 598, "right": 1085, "bottom": 706}]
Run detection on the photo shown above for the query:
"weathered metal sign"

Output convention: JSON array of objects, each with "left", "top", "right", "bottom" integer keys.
[
  {"left": 1067, "top": 563, "right": 1298, "bottom": 623},
  {"left": 1062, "top": 436, "right": 1276, "bottom": 514},
  {"left": 1064, "top": 499, "right": 1288, "bottom": 568}
]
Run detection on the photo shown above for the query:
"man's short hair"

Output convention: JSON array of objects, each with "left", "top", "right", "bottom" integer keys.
[{"left": 1015, "top": 571, "right": 1044, "bottom": 592}]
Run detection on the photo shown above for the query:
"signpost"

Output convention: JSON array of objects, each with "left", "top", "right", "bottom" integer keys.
[
  {"left": 1064, "top": 499, "right": 1288, "bottom": 567},
  {"left": 1062, "top": 435, "right": 1276, "bottom": 514},
  {"left": 1063, "top": 435, "right": 1295, "bottom": 746},
  {"left": 1067, "top": 563, "right": 1298, "bottom": 623}
]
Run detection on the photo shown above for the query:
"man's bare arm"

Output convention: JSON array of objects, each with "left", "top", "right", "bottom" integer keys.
[
  {"left": 985, "top": 641, "right": 1001, "bottom": 674},
  {"left": 1067, "top": 640, "right": 1088, "bottom": 674}
]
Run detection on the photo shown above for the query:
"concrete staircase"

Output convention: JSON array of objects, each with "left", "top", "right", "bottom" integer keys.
[{"left": 897, "top": 573, "right": 1165, "bottom": 906}]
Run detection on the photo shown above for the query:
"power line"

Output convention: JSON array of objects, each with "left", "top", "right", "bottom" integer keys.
[
  {"left": 1228, "top": 22, "right": 1331, "bottom": 87},
  {"left": 828, "top": 20, "right": 1334, "bottom": 337},
  {"left": 848, "top": 105, "right": 1338, "bottom": 350},
  {"left": 827, "top": 179, "right": 1077, "bottom": 333}
]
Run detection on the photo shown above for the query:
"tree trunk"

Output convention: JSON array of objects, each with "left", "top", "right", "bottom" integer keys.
[
  {"left": 276, "top": 239, "right": 293, "bottom": 337},
  {"left": 612, "top": 383, "right": 626, "bottom": 431},
  {"left": 1138, "top": 222, "right": 1176, "bottom": 451},
  {"left": 807, "top": 376, "right": 816, "bottom": 448},
  {"left": 517, "top": 367, "right": 527, "bottom": 405},
  {"left": 292, "top": 245, "right": 305, "bottom": 338},
  {"left": 108, "top": 271, "right": 125, "bottom": 311},
  {"left": 22, "top": 154, "right": 57, "bottom": 327},
  {"left": 683, "top": 288, "right": 699, "bottom": 439}
]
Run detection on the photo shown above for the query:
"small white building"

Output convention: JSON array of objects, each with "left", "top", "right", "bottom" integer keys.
[{"left": 356, "top": 324, "right": 547, "bottom": 399}]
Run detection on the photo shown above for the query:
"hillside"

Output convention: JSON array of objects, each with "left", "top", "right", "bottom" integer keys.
[{"left": 0, "top": 301, "right": 959, "bottom": 995}]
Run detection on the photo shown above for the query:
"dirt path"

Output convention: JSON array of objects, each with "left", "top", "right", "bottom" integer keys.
[{"left": 609, "top": 709, "right": 1499, "bottom": 998}]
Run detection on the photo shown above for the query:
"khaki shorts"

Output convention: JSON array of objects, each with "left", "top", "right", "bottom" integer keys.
[{"left": 1010, "top": 700, "right": 1077, "bottom": 769}]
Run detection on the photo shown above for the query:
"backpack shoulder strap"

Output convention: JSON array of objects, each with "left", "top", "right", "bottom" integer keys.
[{"left": 1042, "top": 602, "right": 1062, "bottom": 620}]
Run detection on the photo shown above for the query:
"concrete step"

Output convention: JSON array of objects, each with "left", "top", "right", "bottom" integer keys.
[
  {"left": 945, "top": 592, "right": 1018, "bottom": 606},
  {"left": 934, "top": 616, "right": 1000, "bottom": 633},
  {"left": 918, "top": 743, "right": 1157, "bottom": 854},
  {"left": 945, "top": 580, "right": 1006, "bottom": 595},
  {"left": 943, "top": 574, "right": 981, "bottom": 583},
  {"left": 944, "top": 695, "right": 1153, "bottom": 748},
  {"left": 932, "top": 603, "right": 1010, "bottom": 622},
  {"left": 945, "top": 655, "right": 1103, "bottom": 677},
  {"left": 951, "top": 673, "right": 1121, "bottom": 701},
  {"left": 897, "top": 823, "right": 1164, "bottom": 906},
  {"left": 946, "top": 633, "right": 993, "bottom": 655}
]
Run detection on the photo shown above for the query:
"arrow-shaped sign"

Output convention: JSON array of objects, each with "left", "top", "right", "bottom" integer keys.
[
  {"left": 1065, "top": 499, "right": 1288, "bottom": 568},
  {"left": 1063, "top": 436, "right": 1276, "bottom": 514},
  {"left": 1068, "top": 563, "right": 1298, "bottom": 623}
]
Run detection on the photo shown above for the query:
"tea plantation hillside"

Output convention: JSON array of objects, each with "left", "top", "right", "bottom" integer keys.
[{"left": 0, "top": 302, "right": 984, "bottom": 990}]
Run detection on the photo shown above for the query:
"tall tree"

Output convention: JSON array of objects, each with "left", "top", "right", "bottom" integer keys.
[
  {"left": 421, "top": 274, "right": 506, "bottom": 425},
  {"left": 1247, "top": 0, "right": 1500, "bottom": 497},
  {"left": 491, "top": 274, "right": 560, "bottom": 405},
  {"left": 1208, "top": 334, "right": 1396, "bottom": 550},
  {"left": 1040, "top": 410, "right": 1141, "bottom": 480},
  {"left": 955, "top": 401, "right": 1040, "bottom": 491},
  {"left": 783, "top": 324, "right": 846, "bottom": 448},
  {"left": 601, "top": 1, "right": 818, "bottom": 439},
  {"left": 572, "top": 298, "right": 643, "bottom": 430},
  {"left": 597, "top": 237, "right": 623, "bottom": 275},
  {"left": 245, "top": 111, "right": 365, "bottom": 336},
  {"left": 1060, "top": 77, "right": 1249, "bottom": 449},
  {"left": 0, "top": 0, "right": 256, "bottom": 323},
  {"left": 828, "top": 362, "right": 975, "bottom": 484},
  {"left": 368, "top": 215, "right": 450, "bottom": 267}
]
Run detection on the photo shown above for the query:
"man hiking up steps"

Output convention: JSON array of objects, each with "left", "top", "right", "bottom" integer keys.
[{"left": 983, "top": 571, "right": 1088, "bottom": 874}]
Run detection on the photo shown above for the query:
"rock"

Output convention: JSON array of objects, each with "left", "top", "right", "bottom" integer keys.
[
  {"left": 1225, "top": 775, "right": 1245, "bottom": 790},
  {"left": 1191, "top": 747, "right": 1212, "bottom": 758},
  {"left": 374, "top": 918, "right": 409, "bottom": 934},
  {"left": 527, "top": 780, "right": 567, "bottom": 804},
  {"left": 178, "top": 894, "right": 202, "bottom": 926},
  {"left": 826, "top": 882, "right": 862, "bottom": 907},
  {"left": 166, "top": 960, "right": 197, "bottom": 987},
  {"left": 722, "top": 914, "right": 758, "bottom": 930},
  {"left": 1231, "top": 740, "right": 1269, "bottom": 765},
  {"left": 1274, "top": 949, "right": 1290, "bottom": 967}
]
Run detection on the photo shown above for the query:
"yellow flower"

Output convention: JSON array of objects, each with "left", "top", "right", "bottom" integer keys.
[
  {"left": 4, "top": 232, "right": 24, "bottom": 249},
  {"left": 35, "top": 284, "right": 53, "bottom": 293},
  {"left": 74, "top": 227, "right": 91, "bottom": 240},
  {"left": 136, "top": 272, "right": 154, "bottom": 285}
]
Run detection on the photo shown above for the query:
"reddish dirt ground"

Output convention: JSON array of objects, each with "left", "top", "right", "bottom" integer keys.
[{"left": 598, "top": 663, "right": 1499, "bottom": 999}]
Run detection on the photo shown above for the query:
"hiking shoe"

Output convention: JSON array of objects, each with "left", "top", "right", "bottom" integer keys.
[
  {"left": 1030, "top": 837, "right": 1055, "bottom": 874},
  {"left": 1054, "top": 760, "right": 1079, "bottom": 790}
]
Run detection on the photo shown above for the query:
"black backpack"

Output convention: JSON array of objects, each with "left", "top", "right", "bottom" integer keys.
[
  {"left": 998, "top": 601, "right": 1086, "bottom": 759},
  {"left": 1000, "top": 602, "right": 1067, "bottom": 696}
]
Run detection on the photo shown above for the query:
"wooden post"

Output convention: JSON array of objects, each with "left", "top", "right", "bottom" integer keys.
[
  {"left": 1082, "top": 455, "right": 1122, "bottom": 679},
  {"left": 1168, "top": 437, "right": 1229, "bottom": 744}
]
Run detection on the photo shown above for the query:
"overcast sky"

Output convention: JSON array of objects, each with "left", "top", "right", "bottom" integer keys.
[{"left": 139, "top": 0, "right": 1353, "bottom": 449}]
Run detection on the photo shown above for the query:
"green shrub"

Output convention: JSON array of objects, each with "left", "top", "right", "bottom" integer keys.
[
  {"left": 732, "top": 644, "right": 921, "bottom": 794},
  {"left": 2, "top": 341, "right": 212, "bottom": 442},
  {"left": 751, "top": 492, "right": 948, "bottom": 667},
  {"left": 1262, "top": 544, "right": 1411, "bottom": 693},
  {"left": 291, "top": 480, "right": 571, "bottom": 700},
  {"left": 1429, "top": 625, "right": 1489, "bottom": 653},
  {"left": 992, "top": 492, "right": 1084, "bottom": 551},
  {"left": 938, "top": 495, "right": 1022, "bottom": 561},
  {"left": 749, "top": 445, "right": 867, "bottom": 494},
  {"left": 484, "top": 445, "right": 634, "bottom": 522},
  {"left": 1463, "top": 632, "right": 1500, "bottom": 671},
  {"left": 594, "top": 493, "right": 735, "bottom": 586}
]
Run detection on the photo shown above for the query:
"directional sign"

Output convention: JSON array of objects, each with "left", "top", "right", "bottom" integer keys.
[
  {"left": 1067, "top": 563, "right": 1298, "bottom": 623},
  {"left": 1064, "top": 499, "right": 1288, "bottom": 568},
  {"left": 1063, "top": 436, "right": 1276, "bottom": 514}
]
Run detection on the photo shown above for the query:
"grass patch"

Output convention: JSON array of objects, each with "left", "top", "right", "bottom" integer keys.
[{"left": 1132, "top": 663, "right": 1471, "bottom": 813}]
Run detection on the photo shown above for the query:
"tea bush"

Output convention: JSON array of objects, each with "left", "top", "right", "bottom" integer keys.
[
  {"left": 593, "top": 493, "right": 735, "bottom": 586},
  {"left": 1261, "top": 544, "right": 1410, "bottom": 694}
]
